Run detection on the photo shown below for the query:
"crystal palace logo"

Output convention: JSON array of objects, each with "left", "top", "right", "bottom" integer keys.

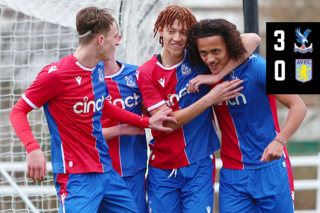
[
  {"left": 294, "top": 28, "right": 313, "bottom": 54},
  {"left": 181, "top": 63, "right": 192, "bottom": 75},
  {"left": 98, "top": 68, "right": 104, "bottom": 82},
  {"left": 229, "top": 71, "right": 238, "bottom": 80},
  {"left": 125, "top": 76, "right": 136, "bottom": 87}
]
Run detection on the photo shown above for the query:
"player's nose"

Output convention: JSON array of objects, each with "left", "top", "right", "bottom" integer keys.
[
  {"left": 173, "top": 32, "right": 181, "bottom": 41},
  {"left": 207, "top": 54, "right": 216, "bottom": 64}
]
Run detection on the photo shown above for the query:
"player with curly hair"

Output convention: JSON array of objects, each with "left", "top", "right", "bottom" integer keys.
[
  {"left": 187, "top": 18, "right": 306, "bottom": 213},
  {"left": 10, "top": 7, "right": 177, "bottom": 213},
  {"left": 136, "top": 5, "right": 261, "bottom": 213}
]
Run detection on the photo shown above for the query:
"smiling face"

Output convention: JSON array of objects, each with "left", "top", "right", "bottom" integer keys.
[
  {"left": 159, "top": 19, "right": 188, "bottom": 59},
  {"left": 197, "top": 35, "right": 230, "bottom": 75}
]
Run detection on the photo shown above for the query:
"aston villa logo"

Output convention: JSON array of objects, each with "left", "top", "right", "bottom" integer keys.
[
  {"left": 294, "top": 28, "right": 313, "bottom": 54},
  {"left": 295, "top": 59, "right": 312, "bottom": 83}
]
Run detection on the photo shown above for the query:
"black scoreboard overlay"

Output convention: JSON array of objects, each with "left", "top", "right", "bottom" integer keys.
[{"left": 266, "top": 22, "right": 319, "bottom": 94}]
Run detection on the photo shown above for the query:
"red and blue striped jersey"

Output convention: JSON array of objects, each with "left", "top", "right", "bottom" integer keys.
[
  {"left": 101, "top": 61, "right": 147, "bottom": 177},
  {"left": 213, "top": 53, "right": 284, "bottom": 169},
  {"left": 23, "top": 54, "right": 112, "bottom": 174},
  {"left": 136, "top": 50, "right": 220, "bottom": 170}
]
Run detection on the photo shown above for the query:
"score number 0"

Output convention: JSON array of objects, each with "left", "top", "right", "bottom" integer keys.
[{"left": 274, "top": 30, "right": 285, "bottom": 81}]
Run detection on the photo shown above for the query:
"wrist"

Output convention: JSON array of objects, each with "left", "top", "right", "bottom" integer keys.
[
  {"left": 26, "top": 142, "right": 41, "bottom": 154},
  {"left": 274, "top": 138, "right": 285, "bottom": 146},
  {"left": 140, "top": 116, "right": 150, "bottom": 128},
  {"left": 202, "top": 94, "right": 215, "bottom": 107},
  {"left": 118, "top": 125, "right": 125, "bottom": 135}
]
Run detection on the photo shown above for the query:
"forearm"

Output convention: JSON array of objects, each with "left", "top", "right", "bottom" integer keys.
[
  {"left": 10, "top": 98, "right": 40, "bottom": 153},
  {"left": 161, "top": 95, "right": 212, "bottom": 131},
  {"left": 214, "top": 33, "right": 261, "bottom": 81},
  {"left": 275, "top": 104, "right": 307, "bottom": 145},
  {"left": 102, "top": 125, "right": 123, "bottom": 141},
  {"left": 240, "top": 33, "right": 261, "bottom": 58},
  {"left": 104, "top": 101, "right": 149, "bottom": 128},
  {"left": 273, "top": 95, "right": 307, "bottom": 145},
  {"left": 163, "top": 79, "right": 243, "bottom": 130}
]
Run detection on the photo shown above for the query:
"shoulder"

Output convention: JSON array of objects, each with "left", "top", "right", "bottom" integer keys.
[
  {"left": 38, "top": 61, "right": 63, "bottom": 82},
  {"left": 44, "top": 55, "right": 75, "bottom": 76},
  {"left": 247, "top": 53, "right": 266, "bottom": 68},
  {"left": 137, "top": 55, "right": 158, "bottom": 74},
  {"left": 120, "top": 61, "right": 139, "bottom": 75}
]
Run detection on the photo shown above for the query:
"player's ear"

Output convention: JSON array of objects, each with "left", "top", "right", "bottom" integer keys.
[
  {"left": 116, "top": 35, "right": 121, "bottom": 45},
  {"left": 97, "top": 34, "right": 104, "bottom": 47},
  {"left": 158, "top": 27, "right": 163, "bottom": 37}
]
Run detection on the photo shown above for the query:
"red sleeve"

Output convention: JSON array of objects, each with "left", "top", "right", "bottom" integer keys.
[
  {"left": 23, "top": 64, "right": 64, "bottom": 109},
  {"left": 10, "top": 98, "right": 40, "bottom": 153},
  {"left": 103, "top": 101, "right": 149, "bottom": 128},
  {"left": 136, "top": 68, "right": 166, "bottom": 112}
]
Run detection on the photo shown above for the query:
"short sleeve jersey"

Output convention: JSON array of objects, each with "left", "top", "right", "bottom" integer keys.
[
  {"left": 136, "top": 50, "right": 220, "bottom": 169},
  {"left": 213, "top": 53, "right": 283, "bottom": 169},
  {"left": 23, "top": 54, "right": 112, "bottom": 174},
  {"left": 101, "top": 61, "right": 147, "bottom": 177}
]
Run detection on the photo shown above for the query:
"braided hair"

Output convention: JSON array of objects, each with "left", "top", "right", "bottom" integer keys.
[{"left": 154, "top": 5, "right": 197, "bottom": 47}]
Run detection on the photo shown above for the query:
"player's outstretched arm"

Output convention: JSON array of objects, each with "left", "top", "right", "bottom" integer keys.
[
  {"left": 150, "top": 79, "right": 243, "bottom": 131},
  {"left": 261, "top": 95, "right": 307, "bottom": 162},
  {"left": 102, "top": 124, "right": 145, "bottom": 141},
  {"left": 103, "top": 101, "right": 177, "bottom": 133},
  {"left": 9, "top": 98, "right": 47, "bottom": 182},
  {"left": 189, "top": 33, "right": 261, "bottom": 92}
]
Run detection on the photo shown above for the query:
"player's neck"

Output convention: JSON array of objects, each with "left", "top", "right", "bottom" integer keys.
[
  {"left": 160, "top": 49, "right": 185, "bottom": 68},
  {"left": 103, "top": 60, "right": 121, "bottom": 75},
  {"left": 73, "top": 45, "right": 100, "bottom": 68}
]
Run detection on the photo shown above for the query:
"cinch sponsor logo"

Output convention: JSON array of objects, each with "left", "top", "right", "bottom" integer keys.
[
  {"left": 73, "top": 96, "right": 105, "bottom": 114},
  {"left": 215, "top": 93, "right": 247, "bottom": 106},
  {"left": 165, "top": 84, "right": 190, "bottom": 107},
  {"left": 108, "top": 93, "right": 140, "bottom": 109}
]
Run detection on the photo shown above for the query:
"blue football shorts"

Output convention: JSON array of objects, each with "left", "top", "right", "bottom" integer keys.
[
  {"left": 219, "top": 160, "right": 294, "bottom": 213},
  {"left": 123, "top": 169, "right": 146, "bottom": 213},
  {"left": 53, "top": 169, "right": 139, "bottom": 213},
  {"left": 146, "top": 155, "right": 215, "bottom": 213}
]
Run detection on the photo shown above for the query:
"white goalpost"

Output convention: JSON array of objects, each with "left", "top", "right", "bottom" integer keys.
[{"left": 0, "top": 0, "right": 169, "bottom": 212}]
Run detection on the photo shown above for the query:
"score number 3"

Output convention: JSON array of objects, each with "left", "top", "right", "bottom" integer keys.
[{"left": 274, "top": 30, "right": 285, "bottom": 81}]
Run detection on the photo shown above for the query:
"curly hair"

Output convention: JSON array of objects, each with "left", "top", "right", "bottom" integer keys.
[
  {"left": 154, "top": 5, "right": 197, "bottom": 47},
  {"left": 187, "top": 18, "right": 247, "bottom": 68}
]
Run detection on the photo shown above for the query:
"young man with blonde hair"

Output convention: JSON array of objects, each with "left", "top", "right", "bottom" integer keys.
[{"left": 10, "top": 7, "right": 176, "bottom": 213}]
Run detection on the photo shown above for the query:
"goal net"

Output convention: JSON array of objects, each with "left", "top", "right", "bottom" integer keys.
[{"left": 0, "top": 0, "right": 169, "bottom": 212}]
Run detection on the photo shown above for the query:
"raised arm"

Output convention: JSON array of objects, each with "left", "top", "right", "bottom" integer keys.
[
  {"left": 189, "top": 33, "right": 261, "bottom": 92},
  {"left": 261, "top": 95, "right": 307, "bottom": 162},
  {"left": 216, "top": 33, "right": 261, "bottom": 79}
]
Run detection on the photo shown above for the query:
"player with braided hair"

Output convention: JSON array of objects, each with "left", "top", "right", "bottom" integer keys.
[
  {"left": 136, "top": 5, "right": 261, "bottom": 213},
  {"left": 10, "top": 7, "right": 177, "bottom": 213},
  {"left": 187, "top": 18, "right": 306, "bottom": 213}
]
